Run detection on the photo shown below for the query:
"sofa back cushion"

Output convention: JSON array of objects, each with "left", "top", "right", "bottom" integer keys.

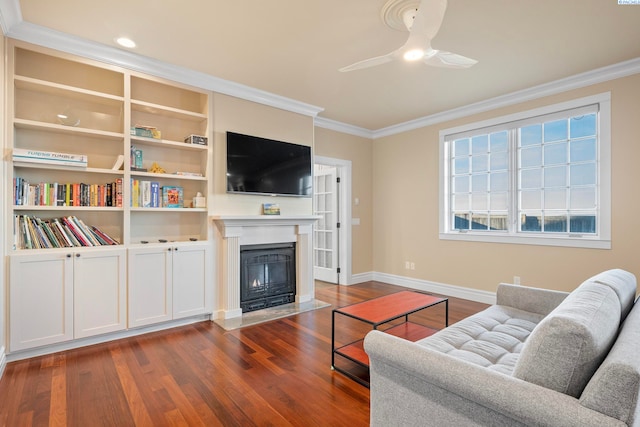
[
  {"left": 512, "top": 281, "right": 622, "bottom": 397},
  {"left": 589, "top": 269, "right": 637, "bottom": 320},
  {"left": 580, "top": 298, "right": 640, "bottom": 424}
]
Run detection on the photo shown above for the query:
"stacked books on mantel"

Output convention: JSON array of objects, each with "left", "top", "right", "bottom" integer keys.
[
  {"left": 13, "top": 148, "right": 88, "bottom": 167},
  {"left": 13, "top": 214, "right": 120, "bottom": 250}
]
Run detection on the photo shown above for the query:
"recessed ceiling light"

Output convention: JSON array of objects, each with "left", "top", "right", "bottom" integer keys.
[{"left": 116, "top": 37, "right": 136, "bottom": 48}]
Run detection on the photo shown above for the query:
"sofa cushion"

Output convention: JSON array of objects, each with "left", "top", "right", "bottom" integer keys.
[
  {"left": 512, "top": 281, "right": 621, "bottom": 397},
  {"left": 416, "top": 305, "right": 544, "bottom": 375},
  {"left": 579, "top": 297, "right": 640, "bottom": 424},
  {"left": 589, "top": 268, "right": 637, "bottom": 321}
]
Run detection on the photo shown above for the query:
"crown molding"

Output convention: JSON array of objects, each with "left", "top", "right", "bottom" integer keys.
[
  {"left": 2, "top": 20, "right": 324, "bottom": 118},
  {"left": 0, "top": 0, "right": 20, "bottom": 34},
  {"left": 372, "top": 56, "right": 640, "bottom": 139},
  {"left": 314, "top": 116, "right": 373, "bottom": 139}
]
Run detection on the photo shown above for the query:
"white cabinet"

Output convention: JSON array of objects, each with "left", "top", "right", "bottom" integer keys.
[
  {"left": 128, "top": 242, "right": 212, "bottom": 328},
  {"left": 73, "top": 248, "right": 126, "bottom": 338},
  {"left": 172, "top": 243, "right": 213, "bottom": 319},
  {"left": 9, "top": 252, "right": 72, "bottom": 351},
  {"left": 9, "top": 247, "right": 126, "bottom": 351}
]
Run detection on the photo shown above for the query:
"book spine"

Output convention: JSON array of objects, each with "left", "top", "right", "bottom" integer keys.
[
  {"left": 116, "top": 178, "right": 123, "bottom": 208},
  {"left": 142, "top": 181, "right": 151, "bottom": 208},
  {"left": 62, "top": 216, "right": 91, "bottom": 246}
]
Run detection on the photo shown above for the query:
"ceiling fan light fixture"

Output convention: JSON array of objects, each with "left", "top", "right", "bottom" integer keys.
[{"left": 403, "top": 49, "right": 425, "bottom": 61}]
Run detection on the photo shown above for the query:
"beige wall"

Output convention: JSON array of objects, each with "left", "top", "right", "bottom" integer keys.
[
  {"left": 373, "top": 74, "right": 640, "bottom": 294},
  {"left": 315, "top": 127, "right": 373, "bottom": 275},
  {"left": 210, "top": 93, "right": 314, "bottom": 215}
]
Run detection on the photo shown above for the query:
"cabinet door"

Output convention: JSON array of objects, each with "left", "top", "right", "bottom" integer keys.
[
  {"left": 74, "top": 248, "right": 126, "bottom": 338},
  {"left": 128, "top": 246, "right": 173, "bottom": 328},
  {"left": 172, "top": 243, "right": 212, "bottom": 319},
  {"left": 9, "top": 252, "right": 73, "bottom": 351}
]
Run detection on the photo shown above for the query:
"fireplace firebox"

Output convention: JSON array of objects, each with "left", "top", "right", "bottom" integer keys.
[{"left": 240, "top": 243, "right": 296, "bottom": 312}]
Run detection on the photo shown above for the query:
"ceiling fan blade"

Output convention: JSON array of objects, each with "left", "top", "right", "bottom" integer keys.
[
  {"left": 405, "top": 0, "right": 448, "bottom": 48},
  {"left": 423, "top": 50, "right": 478, "bottom": 68},
  {"left": 338, "top": 50, "right": 397, "bottom": 72}
]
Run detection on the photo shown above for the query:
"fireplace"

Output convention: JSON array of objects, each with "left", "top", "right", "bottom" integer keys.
[
  {"left": 212, "top": 215, "right": 319, "bottom": 320},
  {"left": 240, "top": 243, "right": 296, "bottom": 312}
]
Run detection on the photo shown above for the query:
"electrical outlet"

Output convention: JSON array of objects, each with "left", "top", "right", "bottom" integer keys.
[
  {"left": 514, "top": 276, "right": 521, "bottom": 285},
  {"left": 410, "top": 262, "right": 415, "bottom": 270},
  {"left": 405, "top": 261, "right": 410, "bottom": 269}
]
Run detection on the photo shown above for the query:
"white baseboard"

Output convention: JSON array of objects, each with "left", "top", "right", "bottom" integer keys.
[
  {"left": 372, "top": 272, "right": 496, "bottom": 304},
  {"left": 6, "top": 314, "right": 211, "bottom": 363},
  {"left": 350, "top": 271, "right": 375, "bottom": 284},
  {"left": 347, "top": 271, "right": 496, "bottom": 304}
]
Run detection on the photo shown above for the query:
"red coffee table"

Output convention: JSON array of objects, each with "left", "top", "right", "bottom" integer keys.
[{"left": 331, "top": 290, "right": 448, "bottom": 387}]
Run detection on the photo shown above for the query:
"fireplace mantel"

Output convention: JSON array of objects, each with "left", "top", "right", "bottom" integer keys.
[
  {"left": 212, "top": 215, "right": 320, "bottom": 319},
  {"left": 213, "top": 215, "right": 321, "bottom": 238}
]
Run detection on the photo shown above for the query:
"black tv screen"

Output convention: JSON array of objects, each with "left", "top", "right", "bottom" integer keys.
[{"left": 226, "top": 131, "right": 312, "bottom": 197}]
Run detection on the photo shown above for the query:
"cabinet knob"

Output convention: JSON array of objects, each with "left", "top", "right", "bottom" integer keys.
[
  {"left": 168, "top": 248, "right": 172, "bottom": 252},
  {"left": 174, "top": 247, "right": 178, "bottom": 251},
  {"left": 76, "top": 253, "right": 81, "bottom": 258},
  {"left": 66, "top": 254, "right": 72, "bottom": 258}
]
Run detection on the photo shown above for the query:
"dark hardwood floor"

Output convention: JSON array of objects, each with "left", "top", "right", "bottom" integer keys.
[{"left": 0, "top": 281, "right": 489, "bottom": 426}]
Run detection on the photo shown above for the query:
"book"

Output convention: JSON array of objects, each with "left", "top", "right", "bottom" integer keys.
[
  {"left": 111, "top": 154, "right": 125, "bottom": 170},
  {"left": 151, "top": 182, "right": 160, "bottom": 207},
  {"left": 115, "top": 178, "right": 123, "bottom": 207},
  {"left": 162, "top": 186, "right": 183, "bottom": 208},
  {"left": 131, "top": 179, "right": 140, "bottom": 207},
  {"left": 134, "top": 149, "right": 143, "bottom": 169},
  {"left": 141, "top": 181, "right": 151, "bottom": 208},
  {"left": 13, "top": 148, "right": 88, "bottom": 167}
]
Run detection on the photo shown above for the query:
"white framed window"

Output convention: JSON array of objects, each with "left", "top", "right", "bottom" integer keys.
[{"left": 439, "top": 93, "right": 611, "bottom": 249}]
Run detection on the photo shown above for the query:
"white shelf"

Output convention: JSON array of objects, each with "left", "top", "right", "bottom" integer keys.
[
  {"left": 13, "top": 205, "right": 124, "bottom": 211},
  {"left": 131, "top": 99, "right": 207, "bottom": 122},
  {"left": 130, "top": 207, "right": 207, "bottom": 213},
  {"left": 13, "top": 162, "right": 125, "bottom": 176},
  {"left": 130, "top": 171, "right": 206, "bottom": 181},
  {"left": 130, "top": 135, "right": 208, "bottom": 151},
  {"left": 15, "top": 75, "right": 125, "bottom": 104},
  {"left": 14, "top": 118, "right": 124, "bottom": 140}
]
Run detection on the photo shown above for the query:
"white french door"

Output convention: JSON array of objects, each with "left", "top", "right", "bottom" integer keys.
[{"left": 313, "top": 166, "right": 339, "bottom": 283}]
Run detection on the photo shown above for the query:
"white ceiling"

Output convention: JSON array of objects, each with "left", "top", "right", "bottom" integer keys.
[{"left": 5, "top": 0, "right": 640, "bottom": 131}]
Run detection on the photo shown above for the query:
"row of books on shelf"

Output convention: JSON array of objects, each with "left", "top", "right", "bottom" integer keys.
[
  {"left": 13, "top": 177, "right": 124, "bottom": 208},
  {"left": 14, "top": 214, "right": 120, "bottom": 250},
  {"left": 132, "top": 180, "right": 184, "bottom": 208}
]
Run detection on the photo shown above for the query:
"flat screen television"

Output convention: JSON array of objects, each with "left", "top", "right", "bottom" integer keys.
[{"left": 226, "top": 131, "right": 312, "bottom": 197}]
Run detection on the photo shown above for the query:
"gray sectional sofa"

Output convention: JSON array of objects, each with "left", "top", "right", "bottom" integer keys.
[{"left": 364, "top": 269, "right": 640, "bottom": 426}]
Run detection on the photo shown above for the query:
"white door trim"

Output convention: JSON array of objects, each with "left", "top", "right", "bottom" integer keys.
[{"left": 314, "top": 155, "right": 352, "bottom": 285}]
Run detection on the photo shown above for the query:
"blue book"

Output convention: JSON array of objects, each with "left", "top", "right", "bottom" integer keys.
[{"left": 151, "top": 182, "right": 160, "bottom": 207}]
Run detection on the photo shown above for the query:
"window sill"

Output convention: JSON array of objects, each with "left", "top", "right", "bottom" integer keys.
[{"left": 439, "top": 232, "right": 611, "bottom": 249}]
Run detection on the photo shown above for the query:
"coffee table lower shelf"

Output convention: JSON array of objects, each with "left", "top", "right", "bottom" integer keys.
[{"left": 333, "top": 322, "right": 438, "bottom": 384}]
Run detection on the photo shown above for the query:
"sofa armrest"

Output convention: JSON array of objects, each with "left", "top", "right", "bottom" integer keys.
[
  {"left": 364, "top": 330, "right": 624, "bottom": 427},
  {"left": 496, "top": 283, "right": 569, "bottom": 316}
]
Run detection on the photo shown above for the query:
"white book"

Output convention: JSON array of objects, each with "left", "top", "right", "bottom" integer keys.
[
  {"left": 141, "top": 181, "right": 152, "bottom": 208},
  {"left": 13, "top": 148, "right": 88, "bottom": 167}
]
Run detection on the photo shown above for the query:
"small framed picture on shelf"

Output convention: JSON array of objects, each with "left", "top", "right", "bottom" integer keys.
[{"left": 262, "top": 203, "right": 280, "bottom": 215}]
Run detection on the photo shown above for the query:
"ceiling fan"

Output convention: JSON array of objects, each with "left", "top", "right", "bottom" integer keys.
[{"left": 339, "top": 0, "right": 477, "bottom": 72}]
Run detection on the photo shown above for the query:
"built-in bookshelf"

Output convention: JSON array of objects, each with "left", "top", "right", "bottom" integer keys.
[
  {"left": 5, "top": 40, "right": 213, "bottom": 354},
  {"left": 7, "top": 41, "right": 212, "bottom": 250}
]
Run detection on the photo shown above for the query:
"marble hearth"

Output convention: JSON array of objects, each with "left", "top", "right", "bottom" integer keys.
[{"left": 212, "top": 215, "right": 320, "bottom": 320}]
